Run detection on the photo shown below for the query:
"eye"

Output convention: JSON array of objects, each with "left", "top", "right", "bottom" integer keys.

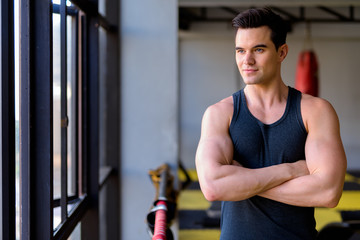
[
  {"left": 236, "top": 49, "right": 245, "bottom": 54},
  {"left": 255, "top": 48, "right": 264, "bottom": 53}
]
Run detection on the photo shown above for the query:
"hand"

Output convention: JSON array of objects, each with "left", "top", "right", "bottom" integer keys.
[
  {"left": 289, "top": 160, "right": 310, "bottom": 178},
  {"left": 232, "top": 160, "right": 243, "bottom": 167}
]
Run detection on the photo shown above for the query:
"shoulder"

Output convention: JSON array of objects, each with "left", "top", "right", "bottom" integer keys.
[
  {"left": 300, "top": 93, "right": 340, "bottom": 133},
  {"left": 202, "top": 96, "right": 234, "bottom": 130},
  {"left": 301, "top": 93, "right": 337, "bottom": 117},
  {"left": 204, "top": 96, "right": 233, "bottom": 120}
]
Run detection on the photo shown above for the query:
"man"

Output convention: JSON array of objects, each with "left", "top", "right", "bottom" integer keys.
[{"left": 195, "top": 7, "right": 347, "bottom": 240}]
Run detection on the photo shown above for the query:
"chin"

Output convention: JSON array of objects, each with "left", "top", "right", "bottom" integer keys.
[{"left": 242, "top": 79, "right": 261, "bottom": 85}]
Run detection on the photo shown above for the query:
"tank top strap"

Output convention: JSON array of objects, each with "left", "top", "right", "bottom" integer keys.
[
  {"left": 230, "top": 89, "right": 242, "bottom": 127},
  {"left": 288, "top": 87, "right": 307, "bottom": 133}
]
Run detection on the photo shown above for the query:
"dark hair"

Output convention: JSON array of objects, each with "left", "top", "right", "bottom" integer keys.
[{"left": 232, "top": 7, "right": 290, "bottom": 50}]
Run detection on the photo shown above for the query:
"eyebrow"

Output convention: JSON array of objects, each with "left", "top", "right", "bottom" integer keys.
[{"left": 235, "top": 44, "right": 268, "bottom": 50}]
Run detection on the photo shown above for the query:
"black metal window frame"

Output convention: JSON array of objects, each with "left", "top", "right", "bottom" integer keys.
[
  {"left": 51, "top": 1, "right": 80, "bottom": 214},
  {"left": 15, "top": 0, "right": 99, "bottom": 239},
  {"left": 1, "top": 0, "right": 118, "bottom": 238},
  {"left": 1, "top": 0, "right": 16, "bottom": 239}
]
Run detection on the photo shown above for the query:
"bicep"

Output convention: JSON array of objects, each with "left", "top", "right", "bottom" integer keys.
[
  {"left": 304, "top": 100, "right": 346, "bottom": 189},
  {"left": 195, "top": 104, "right": 234, "bottom": 181},
  {"left": 196, "top": 136, "right": 234, "bottom": 169},
  {"left": 196, "top": 104, "right": 234, "bottom": 165}
]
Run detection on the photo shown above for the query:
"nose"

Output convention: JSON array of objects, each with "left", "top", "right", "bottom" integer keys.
[{"left": 244, "top": 52, "right": 255, "bottom": 65}]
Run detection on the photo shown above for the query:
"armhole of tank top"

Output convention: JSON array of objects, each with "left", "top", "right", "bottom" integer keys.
[
  {"left": 229, "top": 92, "right": 239, "bottom": 131},
  {"left": 295, "top": 90, "right": 308, "bottom": 134}
]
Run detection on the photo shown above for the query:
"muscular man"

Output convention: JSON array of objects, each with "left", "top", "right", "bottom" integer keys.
[{"left": 195, "top": 7, "right": 347, "bottom": 240}]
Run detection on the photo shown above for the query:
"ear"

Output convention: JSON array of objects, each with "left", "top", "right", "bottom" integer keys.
[{"left": 278, "top": 44, "right": 288, "bottom": 62}]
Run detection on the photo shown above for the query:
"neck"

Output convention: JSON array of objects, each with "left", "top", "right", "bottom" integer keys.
[{"left": 244, "top": 81, "right": 288, "bottom": 109}]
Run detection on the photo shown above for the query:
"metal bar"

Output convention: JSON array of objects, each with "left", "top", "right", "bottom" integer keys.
[
  {"left": 200, "top": 7, "right": 207, "bottom": 19},
  {"left": 20, "top": 0, "right": 53, "bottom": 239},
  {"left": 98, "top": 166, "right": 114, "bottom": 189},
  {"left": 178, "top": 0, "right": 360, "bottom": 7},
  {"left": 19, "top": 0, "right": 31, "bottom": 237},
  {"left": 181, "top": 17, "right": 360, "bottom": 24},
  {"left": 158, "top": 167, "right": 168, "bottom": 200},
  {"left": 350, "top": 6, "right": 354, "bottom": 21},
  {"left": 97, "top": 14, "right": 118, "bottom": 32},
  {"left": 70, "top": 0, "right": 117, "bottom": 32},
  {"left": 78, "top": 13, "right": 84, "bottom": 196},
  {"left": 52, "top": 4, "right": 78, "bottom": 16},
  {"left": 60, "top": 0, "right": 68, "bottom": 223},
  {"left": 317, "top": 6, "right": 350, "bottom": 21},
  {"left": 300, "top": 7, "right": 305, "bottom": 21},
  {"left": 221, "top": 6, "right": 240, "bottom": 16},
  {"left": 53, "top": 195, "right": 89, "bottom": 240},
  {"left": 81, "top": 7, "right": 100, "bottom": 239},
  {"left": 70, "top": 0, "right": 97, "bottom": 16},
  {"left": 73, "top": 11, "right": 80, "bottom": 198},
  {"left": 30, "top": 0, "right": 54, "bottom": 234},
  {"left": 53, "top": 195, "right": 78, "bottom": 208},
  {"left": 80, "top": 14, "right": 88, "bottom": 195},
  {"left": 86, "top": 8, "right": 100, "bottom": 212},
  {"left": 295, "top": 18, "right": 360, "bottom": 23},
  {"left": 73, "top": 12, "right": 81, "bottom": 196},
  {"left": 1, "top": 0, "right": 16, "bottom": 239},
  {"left": 271, "top": 6, "right": 300, "bottom": 21}
]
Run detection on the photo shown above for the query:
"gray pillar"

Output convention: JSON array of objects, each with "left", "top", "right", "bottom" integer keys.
[
  {"left": 120, "top": 0, "right": 179, "bottom": 239},
  {"left": 98, "top": 0, "right": 120, "bottom": 239}
]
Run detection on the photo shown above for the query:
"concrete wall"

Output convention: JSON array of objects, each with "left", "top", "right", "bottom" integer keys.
[
  {"left": 179, "top": 21, "right": 360, "bottom": 170},
  {"left": 120, "top": 0, "right": 178, "bottom": 239},
  {"left": 285, "top": 23, "right": 360, "bottom": 170},
  {"left": 179, "top": 23, "right": 242, "bottom": 169}
]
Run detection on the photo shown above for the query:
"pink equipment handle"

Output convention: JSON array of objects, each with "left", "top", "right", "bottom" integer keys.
[{"left": 152, "top": 200, "right": 167, "bottom": 240}]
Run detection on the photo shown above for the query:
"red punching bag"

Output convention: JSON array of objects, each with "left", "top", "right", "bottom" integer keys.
[{"left": 295, "top": 50, "right": 319, "bottom": 97}]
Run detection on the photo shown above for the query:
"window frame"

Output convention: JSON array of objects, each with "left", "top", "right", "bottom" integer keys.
[
  {"left": 1, "top": 0, "right": 16, "bottom": 239},
  {"left": 52, "top": 1, "right": 81, "bottom": 224},
  {"left": 1, "top": 0, "right": 118, "bottom": 238},
  {"left": 18, "top": 0, "right": 100, "bottom": 239}
]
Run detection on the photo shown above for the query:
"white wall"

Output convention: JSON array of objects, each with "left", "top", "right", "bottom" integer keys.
[{"left": 180, "top": 22, "right": 360, "bottom": 170}]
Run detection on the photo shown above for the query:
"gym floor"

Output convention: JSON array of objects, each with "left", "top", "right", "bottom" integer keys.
[{"left": 178, "top": 170, "right": 360, "bottom": 240}]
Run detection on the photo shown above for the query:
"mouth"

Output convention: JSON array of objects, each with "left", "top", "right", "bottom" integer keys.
[{"left": 242, "top": 69, "right": 258, "bottom": 73}]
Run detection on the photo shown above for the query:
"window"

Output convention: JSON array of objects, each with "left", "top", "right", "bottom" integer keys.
[
  {"left": 52, "top": 2, "right": 81, "bottom": 231},
  {"left": 2, "top": 0, "right": 103, "bottom": 239},
  {"left": 2, "top": 0, "right": 120, "bottom": 238}
]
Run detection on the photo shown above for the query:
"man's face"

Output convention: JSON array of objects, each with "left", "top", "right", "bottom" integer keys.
[{"left": 235, "top": 26, "right": 286, "bottom": 86}]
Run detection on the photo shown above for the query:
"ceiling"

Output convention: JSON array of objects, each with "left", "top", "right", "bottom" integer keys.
[
  {"left": 178, "top": 0, "right": 360, "bottom": 7},
  {"left": 179, "top": 1, "right": 360, "bottom": 30}
]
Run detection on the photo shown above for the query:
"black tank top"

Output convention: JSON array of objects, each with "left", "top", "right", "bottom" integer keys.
[{"left": 220, "top": 87, "right": 317, "bottom": 240}]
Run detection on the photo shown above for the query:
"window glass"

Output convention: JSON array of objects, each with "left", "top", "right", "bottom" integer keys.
[
  {"left": 67, "top": 15, "right": 76, "bottom": 197},
  {"left": 53, "top": 11, "right": 62, "bottom": 229},
  {"left": 68, "top": 222, "right": 81, "bottom": 240},
  {"left": 14, "top": 0, "right": 20, "bottom": 238}
]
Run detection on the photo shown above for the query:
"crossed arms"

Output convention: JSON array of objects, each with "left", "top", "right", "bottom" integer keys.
[{"left": 195, "top": 94, "right": 347, "bottom": 208}]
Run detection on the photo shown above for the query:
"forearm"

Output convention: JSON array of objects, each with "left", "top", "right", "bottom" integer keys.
[
  {"left": 260, "top": 122, "right": 347, "bottom": 208},
  {"left": 197, "top": 161, "right": 306, "bottom": 202},
  {"left": 258, "top": 173, "right": 344, "bottom": 208},
  {"left": 270, "top": 95, "right": 348, "bottom": 208}
]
